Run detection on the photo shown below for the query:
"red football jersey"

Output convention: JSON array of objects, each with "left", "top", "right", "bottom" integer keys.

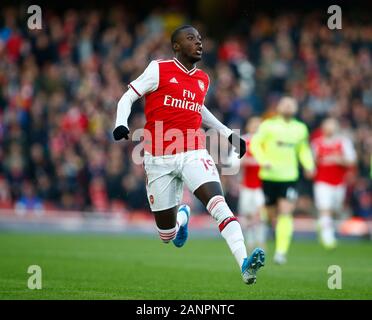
[
  {"left": 241, "top": 135, "right": 261, "bottom": 189},
  {"left": 312, "top": 136, "right": 356, "bottom": 185},
  {"left": 129, "top": 58, "right": 210, "bottom": 155}
]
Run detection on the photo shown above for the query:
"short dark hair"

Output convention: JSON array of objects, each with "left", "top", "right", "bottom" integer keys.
[{"left": 170, "top": 25, "right": 195, "bottom": 45}]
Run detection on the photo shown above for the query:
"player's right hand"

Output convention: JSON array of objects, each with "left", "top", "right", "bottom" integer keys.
[
  {"left": 113, "top": 125, "right": 130, "bottom": 141},
  {"left": 228, "top": 133, "right": 246, "bottom": 159}
]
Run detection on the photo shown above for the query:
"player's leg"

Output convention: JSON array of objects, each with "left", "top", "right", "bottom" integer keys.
[
  {"left": 239, "top": 188, "right": 266, "bottom": 250},
  {"left": 315, "top": 183, "right": 335, "bottom": 248},
  {"left": 195, "top": 181, "right": 248, "bottom": 270},
  {"left": 315, "top": 182, "right": 340, "bottom": 249},
  {"left": 144, "top": 154, "right": 189, "bottom": 244},
  {"left": 195, "top": 181, "right": 247, "bottom": 268},
  {"left": 182, "top": 150, "right": 264, "bottom": 284},
  {"left": 265, "top": 205, "right": 277, "bottom": 230},
  {"left": 153, "top": 207, "right": 178, "bottom": 243},
  {"left": 194, "top": 181, "right": 264, "bottom": 284},
  {"left": 153, "top": 205, "right": 189, "bottom": 245},
  {"left": 261, "top": 180, "right": 278, "bottom": 246},
  {"left": 238, "top": 188, "right": 256, "bottom": 250},
  {"left": 332, "top": 184, "right": 346, "bottom": 244},
  {"left": 254, "top": 189, "right": 268, "bottom": 249},
  {"left": 273, "top": 183, "right": 298, "bottom": 264},
  {"left": 243, "top": 216, "right": 255, "bottom": 251}
]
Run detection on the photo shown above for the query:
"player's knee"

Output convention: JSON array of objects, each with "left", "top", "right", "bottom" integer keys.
[
  {"left": 206, "top": 195, "right": 234, "bottom": 224},
  {"left": 278, "top": 199, "right": 295, "bottom": 214}
]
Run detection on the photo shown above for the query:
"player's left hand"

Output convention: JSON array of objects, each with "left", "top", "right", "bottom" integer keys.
[{"left": 228, "top": 133, "right": 246, "bottom": 159}]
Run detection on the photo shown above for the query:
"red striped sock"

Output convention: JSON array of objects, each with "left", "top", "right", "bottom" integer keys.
[
  {"left": 206, "top": 196, "right": 247, "bottom": 268},
  {"left": 157, "top": 225, "right": 178, "bottom": 243}
]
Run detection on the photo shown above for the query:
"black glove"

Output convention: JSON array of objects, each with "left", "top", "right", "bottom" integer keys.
[
  {"left": 113, "top": 125, "right": 130, "bottom": 141},
  {"left": 228, "top": 133, "right": 246, "bottom": 159}
]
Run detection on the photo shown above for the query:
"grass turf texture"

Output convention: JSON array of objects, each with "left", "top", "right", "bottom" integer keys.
[{"left": 0, "top": 232, "right": 371, "bottom": 300}]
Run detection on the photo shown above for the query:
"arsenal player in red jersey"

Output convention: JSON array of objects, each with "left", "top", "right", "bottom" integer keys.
[
  {"left": 238, "top": 118, "right": 267, "bottom": 250},
  {"left": 113, "top": 25, "right": 265, "bottom": 284},
  {"left": 229, "top": 117, "right": 267, "bottom": 250},
  {"left": 312, "top": 118, "right": 357, "bottom": 249}
]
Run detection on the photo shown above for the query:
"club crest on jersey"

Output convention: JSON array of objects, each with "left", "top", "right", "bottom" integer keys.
[{"left": 198, "top": 80, "right": 205, "bottom": 92}]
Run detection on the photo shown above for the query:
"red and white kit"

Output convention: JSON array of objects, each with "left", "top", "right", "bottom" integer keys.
[
  {"left": 116, "top": 58, "right": 232, "bottom": 211},
  {"left": 129, "top": 58, "right": 210, "bottom": 156},
  {"left": 312, "top": 135, "right": 356, "bottom": 211},
  {"left": 238, "top": 135, "right": 264, "bottom": 215}
]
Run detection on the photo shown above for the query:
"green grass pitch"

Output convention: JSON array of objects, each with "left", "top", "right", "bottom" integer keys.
[{"left": 0, "top": 232, "right": 371, "bottom": 299}]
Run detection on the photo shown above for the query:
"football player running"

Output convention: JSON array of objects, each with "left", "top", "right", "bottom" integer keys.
[
  {"left": 113, "top": 25, "right": 265, "bottom": 284},
  {"left": 250, "top": 97, "right": 315, "bottom": 265},
  {"left": 229, "top": 117, "right": 267, "bottom": 251},
  {"left": 312, "top": 117, "right": 357, "bottom": 249}
]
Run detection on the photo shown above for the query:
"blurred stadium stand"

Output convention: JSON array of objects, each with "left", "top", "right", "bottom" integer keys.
[{"left": 0, "top": 0, "right": 371, "bottom": 237}]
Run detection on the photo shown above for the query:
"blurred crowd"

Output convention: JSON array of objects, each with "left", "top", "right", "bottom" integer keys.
[{"left": 0, "top": 5, "right": 371, "bottom": 217}]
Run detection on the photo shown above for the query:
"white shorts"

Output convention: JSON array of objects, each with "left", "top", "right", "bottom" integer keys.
[
  {"left": 314, "top": 182, "right": 346, "bottom": 212},
  {"left": 238, "top": 187, "right": 265, "bottom": 216},
  {"left": 143, "top": 149, "right": 221, "bottom": 212}
]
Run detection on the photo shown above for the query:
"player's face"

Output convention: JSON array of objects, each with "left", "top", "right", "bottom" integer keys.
[
  {"left": 277, "top": 97, "right": 298, "bottom": 118},
  {"left": 177, "top": 28, "right": 203, "bottom": 63},
  {"left": 322, "top": 119, "right": 338, "bottom": 136}
]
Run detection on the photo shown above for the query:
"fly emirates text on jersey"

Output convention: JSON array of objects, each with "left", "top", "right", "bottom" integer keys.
[{"left": 163, "top": 89, "right": 202, "bottom": 113}]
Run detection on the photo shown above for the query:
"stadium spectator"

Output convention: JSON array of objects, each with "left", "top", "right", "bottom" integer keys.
[{"left": 14, "top": 180, "right": 44, "bottom": 215}]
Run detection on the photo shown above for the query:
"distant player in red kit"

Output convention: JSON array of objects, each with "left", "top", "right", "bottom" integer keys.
[
  {"left": 113, "top": 26, "right": 265, "bottom": 284},
  {"left": 312, "top": 118, "right": 357, "bottom": 249},
  {"left": 230, "top": 117, "right": 267, "bottom": 250}
]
